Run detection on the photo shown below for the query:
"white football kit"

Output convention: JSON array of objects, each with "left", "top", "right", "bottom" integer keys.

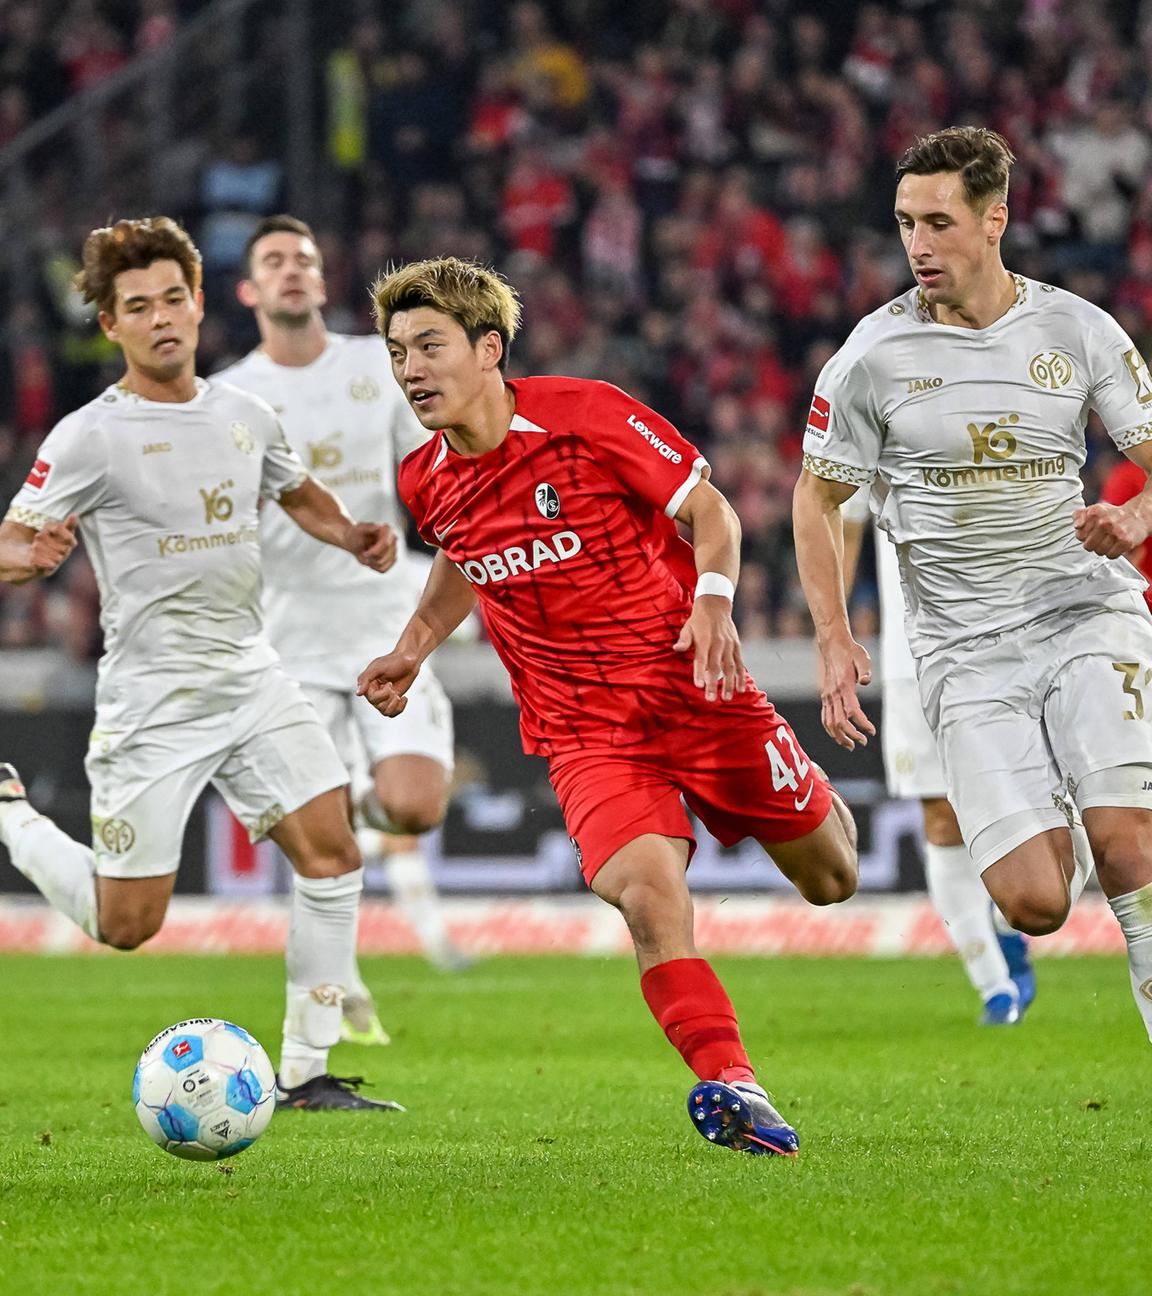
[
  {"left": 807, "top": 276, "right": 1152, "bottom": 870},
  {"left": 4, "top": 379, "right": 348, "bottom": 877},
  {"left": 218, "top": 335, "right": 454, "bottom": 775}
]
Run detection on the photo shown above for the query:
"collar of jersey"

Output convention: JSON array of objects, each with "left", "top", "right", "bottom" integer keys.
[
  {"left": 914, "top": 272, "right": 1028, "bottom": 326},
  {"left": 112, "top": 376, "right": 209, "bottom": 404}
]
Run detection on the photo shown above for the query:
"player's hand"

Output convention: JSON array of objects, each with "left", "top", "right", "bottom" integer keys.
[
  {"left": 29, "top": 514, "right": 78, "bottom": 574},
  {"left": 673, "top": 596, "right": 747, "bottom": 702},
  {"left": 356, "top": 650, "right": 421, "bottom": 717},
  {"left": 1073, "top": 502, "right": 1150, "bottom": 560},
  {"left": 819, "top": 635, "right": 876, "bottom": 751},
  {"left": 347, "top": 522, "right": 398, "bottom": 572}
]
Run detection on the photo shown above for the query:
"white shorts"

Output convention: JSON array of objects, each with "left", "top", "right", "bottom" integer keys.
[
  {"left": 881, "top": 676, "right": 946, "bottom": 800},
  {"left": 918, "top": 593, "right": 1152, "bottom": 871},
  {"left": 86, "top": 671, "right": 348, "bottom": 879},
  {"left": 302, "top": 667, "right": 454, "bottom": 777}
]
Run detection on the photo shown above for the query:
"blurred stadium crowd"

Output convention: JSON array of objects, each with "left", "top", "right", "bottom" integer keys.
[{"left": 3, "top": 0, "right": 1152, "bottom": 663}]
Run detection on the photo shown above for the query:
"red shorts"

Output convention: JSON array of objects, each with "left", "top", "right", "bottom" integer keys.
[{"left": 547, "top": 708, "right": 833, "bottom": 885}]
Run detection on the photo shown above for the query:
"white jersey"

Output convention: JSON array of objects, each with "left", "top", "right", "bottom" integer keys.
[
  {"left": 804, "top": 275, "right": 1151, "bottom": 657},
  {"left": 218, "top": 334, "right": 432, "bottom": 689},
  {"left": 4, "top": 379, "right": 306, "bottom": 727}
]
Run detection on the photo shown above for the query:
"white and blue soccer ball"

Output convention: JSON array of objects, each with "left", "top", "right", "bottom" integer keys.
[{"left": 132, "top": 1018, "right": 277, "bottom": 1161}]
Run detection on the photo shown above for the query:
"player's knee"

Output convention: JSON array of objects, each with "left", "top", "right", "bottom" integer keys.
[
  {"left": 100, "top": 911, "right": 163, "bottom": 950},
  {"left": 615, "top": 878, "right": 691, "bottom": 943},
  {"left": 297, "top": 835, "right": 362, "bottom": 879},
  {"left": 376, "top": 792, "right": 445, "bottom": 836},
  {"left": 797, "top": 855, "right": 858, "bottom": 906},
  {"left": 996, "top": 889, "right": 1068, "bottom": 937}
]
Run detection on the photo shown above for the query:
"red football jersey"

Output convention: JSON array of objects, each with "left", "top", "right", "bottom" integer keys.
[
  {"left": 1100, "top": 457, "right": 1152, "bottom": 610},
  {"left": 399, "top": 376, "right": 772, "bottom": 755}
]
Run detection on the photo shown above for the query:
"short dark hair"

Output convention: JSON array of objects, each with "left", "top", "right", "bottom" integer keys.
[
  {"left": 243, "top": 214, "right": 321, "bottom": 272},
  {"left": 75, "top": 217, "right": 203, "bottom": 316},
  {"left": 895, "top": 126, "right": 1015, "bottom": 210}
]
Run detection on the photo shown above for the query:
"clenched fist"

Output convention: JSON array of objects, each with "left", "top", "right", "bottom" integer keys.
[
  {"left": 346, "top": 522, "right": 398, "bottom": 572},
  {"left": 30, "top": 514, "right": 79, "bottom": 574},
  {"left": 1073, "top": 502, "right": 1150, "bottom": 560}
]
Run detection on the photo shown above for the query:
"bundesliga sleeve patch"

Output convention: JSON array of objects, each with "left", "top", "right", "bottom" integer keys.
[
  {"left": 25, "top": 459, "right": 52, "bottom": 490},
  {"left": 806, "top": 395, "right": 830, "bottom": 440}
]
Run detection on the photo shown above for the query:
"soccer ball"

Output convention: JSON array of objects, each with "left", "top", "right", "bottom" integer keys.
[{"left": 132, "top": 1018, "right": 277, "bottom": 1161}]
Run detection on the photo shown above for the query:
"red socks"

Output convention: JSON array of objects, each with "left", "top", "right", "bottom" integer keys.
[{"left": 640, "top": 957, "right": 755, "bottom": 1084}]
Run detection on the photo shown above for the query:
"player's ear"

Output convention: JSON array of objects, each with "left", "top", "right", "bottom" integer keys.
[
  {"left": 986, "top": 199, "right": 1008, "bottom": 244},
  {"left": 236, "top": 278, "right": 259, "bottom": 308},
  {"left": 97, "top": 309, "right": 118, "bottom": 343},
  {"left": 479, "top": 329, "right": 504, "bottom": 372}
]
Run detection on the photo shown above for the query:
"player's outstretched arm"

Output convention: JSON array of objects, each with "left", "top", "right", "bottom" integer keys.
[
  {"left": 672, "top": 478, "right": 747, "bottom": 702},
  {"left": 1074, "top": 440, "right": 1152, "bottom": 559},
  {"left": 0, "top": 516, "right": 78, "bottom": 584},
  {"left": 276, "top": 476, "right": 398, "bottom": 571},
  {"left": 357, "top": 551, "right": 478, "bottom": 717},
  {"left": 792, "top": 469, "right": 875, "bottom": 751}
]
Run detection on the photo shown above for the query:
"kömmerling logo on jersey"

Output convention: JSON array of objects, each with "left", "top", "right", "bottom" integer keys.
[
  {"left": 309, "top": 433, "right": 344, "bottom": 470},
  {"left": 922, "top": 413, "right": 1066, "bottom": 489},
  {"left": 534, "top": 483, "right": 560, "bottom": 520},
  {"left": 200, "top": 480, "right": 235, "bottom": 523}
]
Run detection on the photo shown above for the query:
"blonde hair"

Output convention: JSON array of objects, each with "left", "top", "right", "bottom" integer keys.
[
  {"left": 372, "top": 257, "right": 522, "bottom": 370},
  {"left": 75, "top": 217, "right": 203, "bottom": 316}
]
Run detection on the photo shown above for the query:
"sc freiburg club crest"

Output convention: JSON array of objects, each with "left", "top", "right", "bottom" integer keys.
[{"left": 535, "top": 483, "right": 561, "bottom": 520}]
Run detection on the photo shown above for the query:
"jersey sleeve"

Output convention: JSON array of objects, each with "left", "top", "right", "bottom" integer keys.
[
  {"left": 839, "top": 481, "right": 873, "bottom": 522},
  {"left": 801, "top": 347, "right": 883, "bottom": 487},
  {"left": 3, "top": 413, "right": 107, "bottom": 529},
  {"left": 578, "top": 381, "right": 707, "bottom": 517},
  {"left": 255, "top": 406, "right": 308, "bottom": 500},
  {"left": 1086, "top": 311, "right": 1152, "bottom": 453}
]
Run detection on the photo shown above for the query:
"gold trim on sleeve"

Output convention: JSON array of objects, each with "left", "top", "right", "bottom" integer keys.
[
  {"left": 801, "top": 454, "right": 873, "bottom": 487},
  {"left": 4, "top": 504, "right": 52, "bottom": 530},
  {"left": 1113, "top": 423, "right": 1152, "bottom": 451}
]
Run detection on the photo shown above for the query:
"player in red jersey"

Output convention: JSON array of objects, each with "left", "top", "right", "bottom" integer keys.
[
  {"left": 357, "top": 257, "right": 859, "bottom": 1157},
  {"left": 1100, "top": 458, "right": 1152, "bottom": 612}
]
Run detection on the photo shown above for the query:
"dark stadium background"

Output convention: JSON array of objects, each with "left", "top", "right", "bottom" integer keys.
[{"left": 1, "top": 0, "right": 1148, "bottom": 894}]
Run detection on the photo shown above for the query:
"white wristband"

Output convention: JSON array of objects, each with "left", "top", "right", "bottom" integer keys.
[{"left": 694, "top": 572, "right": 735, "bottom": 601}]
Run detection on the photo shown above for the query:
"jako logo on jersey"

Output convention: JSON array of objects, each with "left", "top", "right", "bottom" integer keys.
[
  {"left": 627, "top": 413, "right": 682, "bottom": 463},
  {"left": 200, "top": 481, "right": 235, "bottom": 523},
  {"left": 806, "top": 395, "right": 831, "bottom": 439},
  {"left": 967, "top": 414, "right": 1018, "bottom": 463},
  {"left": 534, "top": 483, "right": 561, "bottom": 519},
  {"left": 906, "top": 377, "right": 943, "bottom": 393},
  {"left": 459, "top": 531, "right": 582, "bottom": 585},
  {"left": 25, "top": 459, "right": 51, "bottom": 490}
]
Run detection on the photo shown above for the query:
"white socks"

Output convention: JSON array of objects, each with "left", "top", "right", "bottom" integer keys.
[
  {"left": 923, "top": 842, "right": 1015, "bottom": 1002},
  {"left": 281, "top": 867, "right": 363, "bottom": 1088},
  {"left": 385, "top": 847, "right": 459, "bottom": 968},
  {"left": 0, "top": 802, "right": 100, "bottom": 941},
  {"left": 1107, "top": 881, "right": 1152, "bottom": 1043}
]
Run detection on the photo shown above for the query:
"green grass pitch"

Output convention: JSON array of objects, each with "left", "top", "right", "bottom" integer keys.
[{"left": 0, "top": 953, "right": 1147, "bottom": 1296}]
